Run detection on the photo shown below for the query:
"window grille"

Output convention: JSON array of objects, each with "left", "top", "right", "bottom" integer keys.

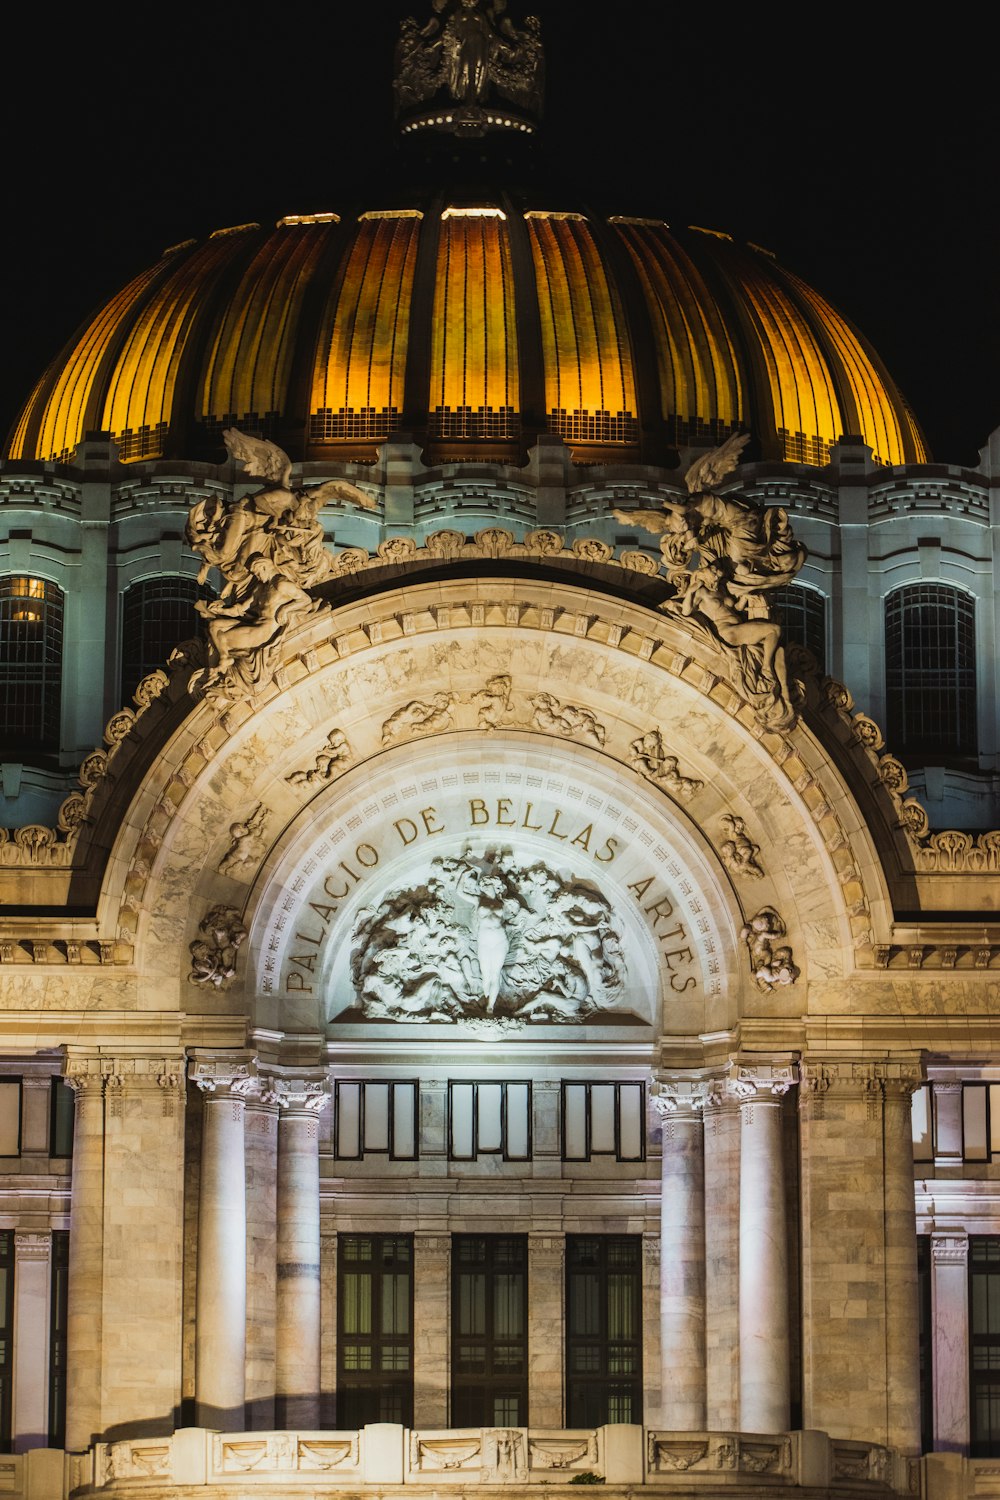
[
  {"left": 337, "top": 1235, "right": 413, "bottom": 1427},
  {"left": 452, "top": 1236, "right": 528, "bottom": 1427},
  {"left": 885, "top": 584, "right": 977, "bottom": 756},
  {"left": 334, "top": 1081, "right": 418, "bottom": 1161},
  {"left": 0, "top": 576, "right": 63, "bottom": 750},
  {"left": 566, "top": 1235, "right": 642, "bottom": 1427},
  {"left": 562, "top": 1082, "right": 645, "bottom": 1162},
  {"left": 772, "top": 583, "right": 827, "bottom": 669},
  {"left": 971, "top": 1239, "right": 1000, "bottom": 1454},
  {"left": 448, "top": 1082, "right": 531, "bottom": 1161},
  {"left": 120, "top": 577, "right": 205, "bottom": 705}
]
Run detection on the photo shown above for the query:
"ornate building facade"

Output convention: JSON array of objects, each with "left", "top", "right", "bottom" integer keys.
[{"left": 0, "top": 7, "right": 998, "bottom": 1499}]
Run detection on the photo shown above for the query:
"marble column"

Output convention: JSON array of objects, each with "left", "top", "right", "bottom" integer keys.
[
  {"left": 884, "top": 1074, "right": 922, "bottom": 1454},
  {"left": 653, "top": 1078, "right": 707, "bottom": 1430},
  {"left": 13, "top": 1231, "right": 51, "bottom": 1451},
  {"left": 704, "top": 1089, "right": 741, "bottom": 1430},
  {"left": 734, "top": 1059, "right": 795, "bottom": 1435},
  {"left": 191, "top": 1056, "right": 255, "bottom": 1431},
  {"left": 413, "top": 1233, "right": 450, "bottom": 1427},
  {"left": 274, "top": 1077, "right": 329, "bottom": 1430},
  {"left": 931, "top": 1234, "right": 969, "bottom": 1454},
  {"left": 528, "top": 1233, "right": 564, "bottom": 1427},
  {"left": 64, "top": 1063, "right": 105, "bottom": 1451},
  {"left": 244, "top": 1092, "right": 279, "bottom": 1430}
]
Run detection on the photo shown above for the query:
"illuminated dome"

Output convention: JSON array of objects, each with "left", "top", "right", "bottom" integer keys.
[{"left": 6, "top": 196, "right": 927, "bottom": 472}]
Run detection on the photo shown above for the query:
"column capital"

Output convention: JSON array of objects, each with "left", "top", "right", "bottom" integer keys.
[
  {"left": 931, "top": 1233, "right": 969, "bottom": 1266},
  {"left": 652, "top": 1074, "right": 714, "bottom": 1115},
  {"left": 14, "top": 1230, "right": 50, "bottom": 1261},
  {"left": 800, "top": 1056, "right": 923, "bottom": 1098},
  {"left": 728, "top": 1055, "right": 798, "bottom": 1100},
  {"left": 189, "top": 1051, "right": 259, "bottom": 1098},
  {"left": 269, "top": 1075, "right": 330, "bottom": 1114},
  {"left": 22, "top": 1074, "right": 54, "bottom": 1092}
]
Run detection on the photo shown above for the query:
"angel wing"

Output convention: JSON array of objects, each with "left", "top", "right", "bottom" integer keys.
[
  {"left": 684, "top": 431, "right": 750, "bottom": 494},
  {"left": 304, "top": 478, "right": 378, "bottom": 511},
  {"left": 222, "top": 428, "right": 292, "bottom": 488},
  {"left": 612, "top": 507, "right": 676, "bottom": 536}
]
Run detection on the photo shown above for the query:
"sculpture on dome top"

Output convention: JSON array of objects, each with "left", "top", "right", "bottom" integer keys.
[
  {"left": 182, "top": 429, "right": 375, "bottom": 701},
  {"left": 614, "top": 433, "right": 807, "bottom": 730},
  {"left": 394, "top": 1, "right": 543, "bottom": 123}
]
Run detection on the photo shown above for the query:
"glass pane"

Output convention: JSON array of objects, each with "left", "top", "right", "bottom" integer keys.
[
  {"left": 364, "top": 1083, "right": 390, "bottom": 1152},
  {"left": 0, "top": 1085, "right": 19, "bottom": 1156},
  {"left": 965, "top": 1087, "right": 989, "bottom": 1162},
  {"left": 608, "top": 1274, "right": 636, "bottom": 1338},
  {"left": 564, "top": 1084, "right": 587, "bottom": 1159},
  {"left": 337, "top": 1083, "right": 361, "bottom": 1158},
  {"left": 343, "top": 1273, "right": 372, "bottom": 1335},
  {"left": 990, "top": 1086, "right": 1000, "bottom": 1159},
  {"left": 392, "top": 1084, "right": 416, "bottom": 1159},
  {"left": 590, "top": 1085, "right": 616, "bottom": 1154},
  {"left": 459, "top": 1273, "right": 486, "bottom": 1336},
  {"left": 618, "top": 1084, "right": 644, "bottom": 1161},
  {"left": 478, "top": 1084, "right": 503, "bottom": 1152},
  {"left": 382, "top": 1273, "right": 410, "bottom": 1335},
  {"left": 494, "top": 1273, "right": 524, "bottom": 1337},
  {"left": 505, "top": 1083, "right": 529, "bottom": 1159},
  {"left": 911, "top": 1085, "right": 932, "bottom": 1160},
  {"left": 451, "top": 1084, "right": 475, "bottom": 1158},
  {"left": 570, "top": 1275, "right": 600, "bottom": 1337}
]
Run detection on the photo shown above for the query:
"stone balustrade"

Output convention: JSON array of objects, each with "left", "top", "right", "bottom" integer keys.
[{"left": 8, "top": 1424, "right": 930, "bottom": 1497}]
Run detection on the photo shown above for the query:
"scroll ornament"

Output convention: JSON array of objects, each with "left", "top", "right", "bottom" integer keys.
[{"left": 615, "top": 433, "right": 806, "bottom": 729}]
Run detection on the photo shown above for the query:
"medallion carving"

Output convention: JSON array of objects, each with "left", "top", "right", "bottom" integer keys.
[{"left": 350, "top": 847, "right": 626, "bottom": 1022}]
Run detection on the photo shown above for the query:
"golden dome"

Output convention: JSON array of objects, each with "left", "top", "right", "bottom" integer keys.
[{"left": 6, "top": 202, "right": 927, "bottom": 469}]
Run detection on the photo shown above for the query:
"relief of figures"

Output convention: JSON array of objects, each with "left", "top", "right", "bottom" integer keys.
[
  {"left": 615, "top": 433, "right": 807, "bottom": 729},
  {"left": 395, "top": 1, "right": 543, "bottom": 116},
  {"left": 183, "top": 430, "right": 374, "bottom": 701},
  {"left": 741, "top": 906, "right": 799, "bottom": 991},
  {"left": 286, "top": 728, "right": 353, "bottom": 787},
  {"left": 348, "top": 847, "right": 626, "bottom": 1023},
  {"left": 629, "top": 730, "right": 703, "bottom": 798},
  {"left": 719, "top": 813, "right": 765, "bottom": 879}
]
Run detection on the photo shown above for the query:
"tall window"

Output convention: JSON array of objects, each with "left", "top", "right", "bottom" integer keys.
[
  {"left": 0, "top": 1233, "right": 13, "bottom": 1451},
  {"left": 120, "top": 577, "right": 203, "bottom": 704},
  {"left": 50, "top": 1079, "right": 75, "bottom": 1158},
  {"left": 0, "top": 576, "right": 62, "bottom": 750},
  {"left": 449, "top": 1082, "right": 531, "bottom": 1162},
  {"left": 337, "top": 1235, "right": 413, "bottom": 1427},
  {"left": 562, "top": 1082, "right": 645, "bottom": 1162},
  {"left": 885, "top": 584, "right": 976, "bottom": 757},
  {"left": 334, "top": 1081, "right": 418, "bottom": 1161},
  {"left": 772, "top": 583, "right": 827, "bottom": 669},
  {"left": 452, "top": 1236, "right": 528, "bottom": 1427},
  {"left": 49, "top": 1231, "right": 69, "bottom": 1447},
  {"left": 566, "top": 1236, "right": 642, "bottom": 1427},
  {"left": 971, "top": 1238, "right": 1000, "bottom": 1454}
]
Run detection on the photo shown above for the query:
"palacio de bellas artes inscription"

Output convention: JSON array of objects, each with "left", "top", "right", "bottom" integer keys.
[{"left": 0, "top": 3, "right": 998, "bottom": 1498}]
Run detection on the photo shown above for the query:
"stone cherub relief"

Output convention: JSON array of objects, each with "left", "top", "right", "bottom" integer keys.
[
  {"left": 182, "top": 429, "right": 375, "bottom": 701},
  {"left": 629, "top": 730, "right": 703, "bottom": 799},
  {"left": 348, "top": 846, "right": 626, "bottom": 1023},
  {"left": 741, "top": 906, "right": 799, "bottom": 992},
  {"left": 718, "top": 813, "right": 765, "bottom": 879},
  {"left": 615, "top": 433, "right": 807, "bottom": 730},
  {"left": 285, "top": 728, "right": 353, "bottom": 788},
  {"left": 217, "top": 802, "right": 270, "bottom": 878},
  {"left": 394, "top": 1, "right": 543, "bottom": 116},
  {"left": 188, "top": 904, "right": 248, "bottom": 989}
]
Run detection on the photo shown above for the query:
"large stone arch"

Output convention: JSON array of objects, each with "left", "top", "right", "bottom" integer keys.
[{"left": 87, "top": 574, "right": 893, "bottom": 1039}]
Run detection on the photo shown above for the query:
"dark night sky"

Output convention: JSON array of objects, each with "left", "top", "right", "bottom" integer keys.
[{"left": 2, "top": 2, "right": 995, "bottom": 466}]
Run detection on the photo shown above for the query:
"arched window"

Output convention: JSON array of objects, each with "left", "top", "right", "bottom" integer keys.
[
  {"left": 772, "top": 583, "right": 827, "bottom": 670},
  {"left": 0, "top": 576, "right": 63, "bottom": 751},
  {"left": 885, "top": 583, "right": 977, "bottom": 757},
  {"left": 120, "top": 577, "right": 203, "bottom": 705}
]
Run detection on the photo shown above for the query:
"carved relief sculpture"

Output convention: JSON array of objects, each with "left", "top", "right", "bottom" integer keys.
[
  {"left": 349, "top": 847, "right": 627, "bottom": 1023},
  {"left": 629, "top": 730, "right": 703, "bottom": 798},
  {"left": 286, "top": 728, "right": 353, "bottom": 786},
  {"left": 530, "top": 692, "right": 605, "bottom": 748},
  {"left": 394, "top": 2, "right": 544, "bottom": 119},
  {"left": 473, "top": 673, "right": 514, "bottom": 728},
  {"left": 183, "top": 429, "right": 375, "bottom": 701},
  {"left": 718, "top": 813, "right": 764, "bottom": 879},
  {"left": 740, "top": 907, "right": 799, "bottom": 991},
  {"left": 217, "top": 803, "right": 269, "bottom": 877},
  {"left": 381, "top": 693, "right": 455, "bottom": 745},
  {"left": 615, "top": 433, "right": 806, "bottom": 729},
  {"left": 188, "top": 904, "right": 248, "bottom": 988}
]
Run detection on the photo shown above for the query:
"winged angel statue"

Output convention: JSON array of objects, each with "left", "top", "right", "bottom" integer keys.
[
  {"left": 183, "top": 430, "right": 375, "bottom": 700},
  {"left": 615, "top": 434, "right": 806, "bottom": 728}
]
